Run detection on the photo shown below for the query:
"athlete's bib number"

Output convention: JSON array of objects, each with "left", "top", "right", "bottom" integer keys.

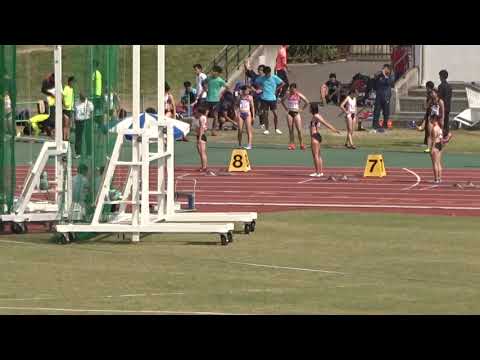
[{"left": 239, "top": 100, "right": 250, "bottom": 112}]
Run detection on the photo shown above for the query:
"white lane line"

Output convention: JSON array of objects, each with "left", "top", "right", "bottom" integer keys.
[
  {"left": 230, "top": 261, "right": 346, "bottom": 275},
  {"left": 177, "top": 173, "right": 191, "bottom": 180},
  {"left": 297, "top": 178, "right": 315, "bottom": 184},
  {"left": 402, "top": 167, "right": 421, "bottom": 191},
  {"left": 0, "top": 306, "right": 234, "bottom": 315},
  {"left": 420, "top": 185, "right": 439, "bottom": 191},
  {"left": 0, "top": 297, "right": 55, "bottom": 301},
  {"left": 191, "top": 201, "right": 480, "bottom": 211},
  {"left": 0, "top": 239, "right": 44, "bottom": 246}
]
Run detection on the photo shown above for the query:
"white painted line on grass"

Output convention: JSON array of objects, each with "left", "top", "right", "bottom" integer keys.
[
  {"left": 193, "top": 201, "right": 480, "bottom": 211},
  {"left": 230, "top": 261, "right": 346, "bottom": 275},
  {"left": 0, "top": 306, "right": 234, "bottom": 315},
  {"left": 401, "top": 168, "right": 421, "bottom": 191}
]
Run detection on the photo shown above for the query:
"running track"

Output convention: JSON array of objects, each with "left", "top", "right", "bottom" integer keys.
[{"left": 12, "top": 165, "right": 480, "bottom": 221}]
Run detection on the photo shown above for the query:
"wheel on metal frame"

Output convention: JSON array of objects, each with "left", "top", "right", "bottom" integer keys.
[
  {"left": 0, "top": 221, "right": 4, "bottom": 233},
  {"left": 244, "top": 223, "right": 251, "bottom": 235},
  {"left": 227, "top": 231, "right": 233, "bottom": 243},
  {"left": 220, "top": 234, "right": 229, "bottom": 246},
  {"left": 68, "top": 233, "right": 77, "bottom": 243},
  {"left": 250, "top": 220, "right": 256, "bottom": 232},
  {"left": 58, "top": 233, "right": 70, "bottom": 245},
  {"left": 11, "top": 222, "right": 27, "bottom": 234}
]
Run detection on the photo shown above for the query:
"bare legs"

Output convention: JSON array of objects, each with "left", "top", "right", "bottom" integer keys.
[
  {"left": 287, "top": 113, "right": 304, "bottom": 148},
  {"left": 345, "top": 114, "right": 356, "bottom": 148},
  {"left": 237, "top": 115, "right": 253, "bottom": 148},
  {"left": 430, "top": 147, "right": 443, "bottom": 182},
  {"left": 310, "top": 137, "right": 323, "bottom": 176},
  {"left": 197, "top": 140, "right": 207, "bottom": 170}
]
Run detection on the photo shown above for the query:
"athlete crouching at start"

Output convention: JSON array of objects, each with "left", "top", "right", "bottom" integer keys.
[{"left": 309, "top": 103, "right": 340, "bottom": 177}]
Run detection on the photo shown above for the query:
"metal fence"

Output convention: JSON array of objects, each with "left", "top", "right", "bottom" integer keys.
[{"left": 206, "top": 45, "right": 257, "bottom": 81}]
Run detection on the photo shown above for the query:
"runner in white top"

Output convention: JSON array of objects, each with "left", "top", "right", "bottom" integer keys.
[
  {"left": 236, "top": 85, "right": 255, "bottom": 150},
  {"left": 193, "top": 64, "right": 208, "bottom": 101},
  {"left": 340, "top": 89, "right": 358, "bottom": 149}
]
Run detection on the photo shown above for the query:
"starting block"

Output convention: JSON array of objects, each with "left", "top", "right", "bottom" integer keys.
[
  {"left": 364, "top": 154, "right": 386, "bottom": 177},
  {"left": 228, "top": 149, "right": 251, "bottom": 172}
]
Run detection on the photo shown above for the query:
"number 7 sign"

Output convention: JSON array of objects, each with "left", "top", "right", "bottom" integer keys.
[{"left": 363, "top": 154, "right": 386, "bottom": 177}]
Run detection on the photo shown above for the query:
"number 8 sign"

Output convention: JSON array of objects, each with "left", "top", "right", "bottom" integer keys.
[{"left": 228, "top": 149, "right": 251, "bottom": 172}]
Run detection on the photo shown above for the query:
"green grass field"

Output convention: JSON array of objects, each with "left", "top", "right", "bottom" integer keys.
[
  {"left": 16, "top": 45, "right": 223, "bottom": 102},
  {"left": 1, "top": 211, "right": 480, "bottom": 314}
]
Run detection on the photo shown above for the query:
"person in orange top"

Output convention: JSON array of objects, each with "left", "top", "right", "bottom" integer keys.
[{"left": 275, "top": 45, "right": 289, "bottom": 100}]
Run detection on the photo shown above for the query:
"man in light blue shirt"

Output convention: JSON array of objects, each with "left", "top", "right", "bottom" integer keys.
[{"left": 255, "top": 66, "right": 285, "bottom": 135}]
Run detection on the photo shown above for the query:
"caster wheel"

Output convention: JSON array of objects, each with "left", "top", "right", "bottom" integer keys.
[
  {"left": 227, "top": 231, "right": 233, "bottom": 243},
  {"left": 220, "top": 234, "right": 228, "bottom": 246},
  {"left": 250, "top": 220, "right": 256, "bottom": 232},
  {"left": 244, "top": 223, "right": 251, "bottom": 234},
  {"left": 11, "top": 222, "right": 27, "bottom": 234},
  {"left": 58, "top": 233, "right": 70, "bottom": 245},
  {"left": 68, "top": 233, "right": 77, "bottom": 242},
  {"left": 0, "top": 221, "right": 4, "bottom": 233}
]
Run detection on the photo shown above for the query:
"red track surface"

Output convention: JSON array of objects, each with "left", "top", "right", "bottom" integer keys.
[{"left": 12, "top": 165, "right": 480, "bottom": 221}]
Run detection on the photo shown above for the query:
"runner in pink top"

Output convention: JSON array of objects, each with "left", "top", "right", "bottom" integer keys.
[
  {"left": 275, "top": 45, "right": 289, "bottom": 99},
  {"left": 281, "top": 83, "right": 310, "bottom": 151}
]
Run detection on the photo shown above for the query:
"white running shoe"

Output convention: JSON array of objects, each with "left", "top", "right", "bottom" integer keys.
[
  {"left": 309, "top": 173, "right": 318, "bottom": 177},
  {"left": 244, "top": 145, "right": 252, "bottom": 150},
  {"left": 263, "top": 130, "right": 270, "bottom": 135},
  {"left": 275, "top": 129, "right": 283, "bottom": 135},
  {"left": 260, "top": 124, "right": 265, "bottom": 130},
  {"left": 316, "top": 173, "right": 324, "bottom": 177}
]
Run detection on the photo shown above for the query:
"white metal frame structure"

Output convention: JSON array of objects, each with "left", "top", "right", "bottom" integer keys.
[
  {"left": 56, "top": 45, "right": 257, "bottom": 245},
  {"left": 1, "top": 46, "right": 71, "bottom": 233},
  {"left": 454, "top": 84, "right": 480, "bottom": 128}
]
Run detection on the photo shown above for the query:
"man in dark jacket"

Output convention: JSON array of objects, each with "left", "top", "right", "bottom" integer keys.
[
  {"left": 438, "top": 69, "right": 453, "bottom": 140},
  {"left": 372, "top": 64, "right": 394, "bottom": 132}
]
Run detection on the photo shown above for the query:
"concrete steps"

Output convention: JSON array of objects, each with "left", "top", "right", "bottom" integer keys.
[
  {"left": 390, "top": 112, "right": 460, "bottom": 128},
  {"left": 408, "top": 88, "right": 466, "bottom": 97},
  {"left": 399, "top": 96, "right": 468, "bottom": 113}
]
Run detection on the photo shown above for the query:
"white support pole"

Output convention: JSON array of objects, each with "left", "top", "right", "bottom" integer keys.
[
  {"left": 54, "top": 46, "right": 63, "bottom": 204},
  {"left": 166, "top": 121, "right": 174, "bottom": 216},
  {"left": 157, "top": 45, "right": 166, "bottom": 220},
  {"left": 131, "top": 45, "right": 141, "bottom": 242}
]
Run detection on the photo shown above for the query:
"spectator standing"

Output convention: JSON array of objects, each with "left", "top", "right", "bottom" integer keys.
[
  {"left": 416, "top": 81, "right": 435, "bottom": 152},
  {"left": 74, "top": 93, "right": 94, "bottom": 158},
  {"left": 372, "top": 64, "right": 394, "bottom": 132},
  {"left": 275, "top": 45, "right": 289, "bottom": 99},
  {"left": 244, "top": 59, "right": 266, "bottom": 128},
  {"left": 41, "top": 73, "right": 55, "bottom": 136},
  {"left": 205, "top": 65, "right": 226, "bottom": 136},
  {"left": 438, "top": 69, "right": 453, "bottom": 141},
  {"left": 255, "top": 66, "right": 285, "bottom": 135},
  {"left": 193, "top": 64, "right": 208, "bottom": 102},
  {"left": 181, "top": 81, "right": 197, "bottom": 117},
  {"left": 62, "top": 76, "right": 75, "bottom": 141}
]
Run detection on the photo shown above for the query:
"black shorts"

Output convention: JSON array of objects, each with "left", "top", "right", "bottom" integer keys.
[
  {"left": 197, "top": 134, "right": 207, "bottom": 142},
  {"left": 206, "top": 101, "right": 220, "bottom": 114},
  {"left": 261, "top": 99, "right": 277, "bottom": 111},
  {"left": 288, "top": 111, "right": 299, "bottom": 117},
  {"left": 434, "top": 142, "right": 442, "bottom": 151},
  {"left": 63, "top": 110, "right": 72, "bottom": 118},
  {"left": 311, "top": 133, "right": 322, "bottom": 142}
]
